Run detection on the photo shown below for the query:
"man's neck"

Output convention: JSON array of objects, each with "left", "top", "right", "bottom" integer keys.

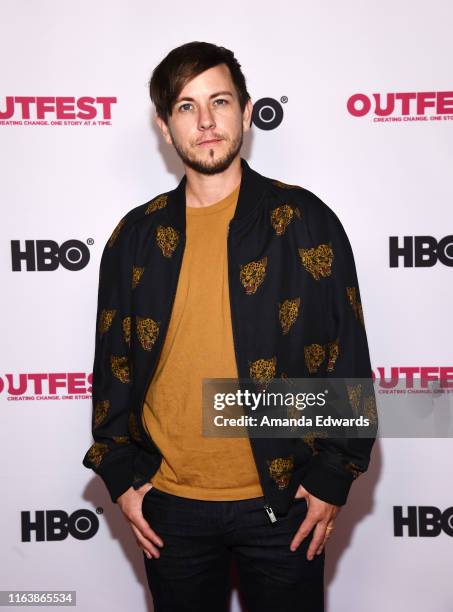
[{"left": 184, "top": 156, "right": 242, "bottom": 209}]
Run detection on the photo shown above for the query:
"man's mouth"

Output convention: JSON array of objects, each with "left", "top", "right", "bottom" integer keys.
[{"left": 197, "top": 138, "right": 223, "bottom": 146}]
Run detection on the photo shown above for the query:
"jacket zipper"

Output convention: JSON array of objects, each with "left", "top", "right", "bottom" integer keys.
[
  {"left": 264, "top": 504, "right": 277, "bottom": 523},
  {"left": 227, "top": 221, "right": 278, "bottom": 525}
]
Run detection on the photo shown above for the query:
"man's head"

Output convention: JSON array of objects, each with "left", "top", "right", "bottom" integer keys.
[{"left": 149, "top": 41, "right": 253, "bottom": 175}]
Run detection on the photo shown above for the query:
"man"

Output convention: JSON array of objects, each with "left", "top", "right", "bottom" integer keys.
[{"left": 82, "top": 41, "right": 376, "bottom": 612}]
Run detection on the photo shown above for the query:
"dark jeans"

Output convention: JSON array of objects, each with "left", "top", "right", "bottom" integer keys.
[{"left": 142, "top": 486, "right": 324, "bottom": 612}]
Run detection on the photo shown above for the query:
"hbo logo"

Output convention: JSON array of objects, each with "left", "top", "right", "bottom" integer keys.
[
  {"left": 11, "top": 239, "right": 91, "bottom": 271},
  {"left": 21, "top": 509, "right": 99, "bottom": 541},
  {"left": 389, "top": 235, "right": 453, "bottom": 267},
  {"left": 394, "top": 506, "right": 453, "bottom": 537}
]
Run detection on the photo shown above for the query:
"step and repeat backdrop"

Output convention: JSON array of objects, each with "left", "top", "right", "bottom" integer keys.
[{"left": 1, "top": 1, "right": 452, "bottom": 610}]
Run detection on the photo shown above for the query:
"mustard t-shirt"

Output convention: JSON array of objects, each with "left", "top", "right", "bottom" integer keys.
[{"left": 141, "top": 182, "right": 263, "bottom": 500}]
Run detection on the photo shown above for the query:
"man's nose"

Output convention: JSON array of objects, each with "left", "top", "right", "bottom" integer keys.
[{"left": 198, "top": 105, "right": 216, "bottom": 130}]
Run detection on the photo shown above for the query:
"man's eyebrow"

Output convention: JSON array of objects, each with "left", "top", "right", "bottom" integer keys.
[{"left": 174, "top": 91, "right": 234, "bottom": 104}]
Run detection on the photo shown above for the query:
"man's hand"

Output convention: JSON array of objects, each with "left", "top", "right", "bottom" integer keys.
[
  {"left": 290, "top": 484, "right": 341, "bottom": 560},
  {"left": 117, "top": 483, "right": 164, "bottom": 559}
]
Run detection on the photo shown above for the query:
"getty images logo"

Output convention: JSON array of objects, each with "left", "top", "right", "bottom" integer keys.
[
  {"left": 21, "top": 508, "right": 100, "bottom": 541},
  {"left": 11, "top": 239, "right": 93, "bottom": 271},
  {"left": 394, "top": 506, "right": 453, "bottom": 537}
]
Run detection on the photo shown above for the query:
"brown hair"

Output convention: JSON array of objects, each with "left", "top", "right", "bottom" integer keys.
[{"left": 149, "top": 41, "right": 251, "bottom": 124}]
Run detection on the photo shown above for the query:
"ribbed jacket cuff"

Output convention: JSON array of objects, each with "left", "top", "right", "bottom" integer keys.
[
  {"left": 96, "top": 452, "right": 137, "bottom": 503},
  {"left": 300, "top": 453, "right": 354, "bottom": 506}
]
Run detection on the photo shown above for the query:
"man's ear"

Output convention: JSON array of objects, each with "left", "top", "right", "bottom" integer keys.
[
  {"left": 154, "top": 113, "right": 172, "bottom": 145},
  {"left": 242, "top": 98, "right": 254, "bottom": 132}
]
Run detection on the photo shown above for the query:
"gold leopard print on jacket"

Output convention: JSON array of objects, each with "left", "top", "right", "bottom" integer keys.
[
  {"left": 249, "top": 356, "right": 277, "bottom": 389},
  {"left": 136, "top": 317, "right": 160, "bottom": 351},
  {"left": 278, "top": 297, "right": 301, "bottom": 334},
  {"left": 156, "top": 225, "right": 180, "bottom": 257},
  {"left": 267, "top": 455, "right": 294, "bottom": 489},
  {"left": 240, "top": 256, "right": 268, "bottom": 295},
  {"left": 270, "top": 204, "right": 301, "bottom": 236},
  {"left": 299, "top": 243, "right": 333, "bottom": 280}
]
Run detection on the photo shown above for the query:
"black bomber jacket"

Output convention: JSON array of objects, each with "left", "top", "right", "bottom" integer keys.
[{"left": 82, "top": 157, "right": 377, "bottom": 523}]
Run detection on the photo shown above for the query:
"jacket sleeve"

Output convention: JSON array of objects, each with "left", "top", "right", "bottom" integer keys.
[
  {"left": 82, "top": 213, "right": 140, "bottom": 503},
  {"left": 299, "top": 191, "right": 378, "bottom": 506}
]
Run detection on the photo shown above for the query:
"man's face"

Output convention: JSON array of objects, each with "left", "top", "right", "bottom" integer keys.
[{"left": 156, "top": 63, "right": 252, "bottom": 175}]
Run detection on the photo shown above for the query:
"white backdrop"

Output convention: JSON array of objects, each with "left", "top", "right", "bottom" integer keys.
[{"left": 1, "top": 1, "right": 452, "bottom": 610}]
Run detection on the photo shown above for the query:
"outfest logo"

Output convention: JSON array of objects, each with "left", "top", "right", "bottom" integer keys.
[
  {"left": 0, "top": 96, "right": 117, "bottom": 126},
  {"left": 0, "top": 372, "right": 93, "bottom": 400},
  {"left": 372, "top": 366, "right": 453, "bottom": 391},
  {"left": 347, "top": 90, "right": 453, "bottom": 123}
]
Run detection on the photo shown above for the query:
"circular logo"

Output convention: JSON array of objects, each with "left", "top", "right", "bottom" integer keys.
[
  {"left": 252, "top": 98, "right": 284, "bottom": 130},
  {"left": 69, "top": 509, "right": 99, "bottom": 540},
  {"left": 438, "top": 235, "right": 453, "bottom": 266},
  {"left": 59, "top": 240, "right": 90, "bottom": 271}
]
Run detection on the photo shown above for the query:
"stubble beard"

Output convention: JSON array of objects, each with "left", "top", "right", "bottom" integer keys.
[{"left": 168, "top": 125, "right": 244, "bottom": 175}]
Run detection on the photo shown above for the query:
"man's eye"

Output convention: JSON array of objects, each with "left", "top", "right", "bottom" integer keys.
[{"left": 178, "top": 99, "right": 228, "bottom": 112}]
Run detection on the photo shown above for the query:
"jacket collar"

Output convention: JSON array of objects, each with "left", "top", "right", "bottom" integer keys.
[{"left": 166, "top": 157, "right": 269, "bottom": 232}]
